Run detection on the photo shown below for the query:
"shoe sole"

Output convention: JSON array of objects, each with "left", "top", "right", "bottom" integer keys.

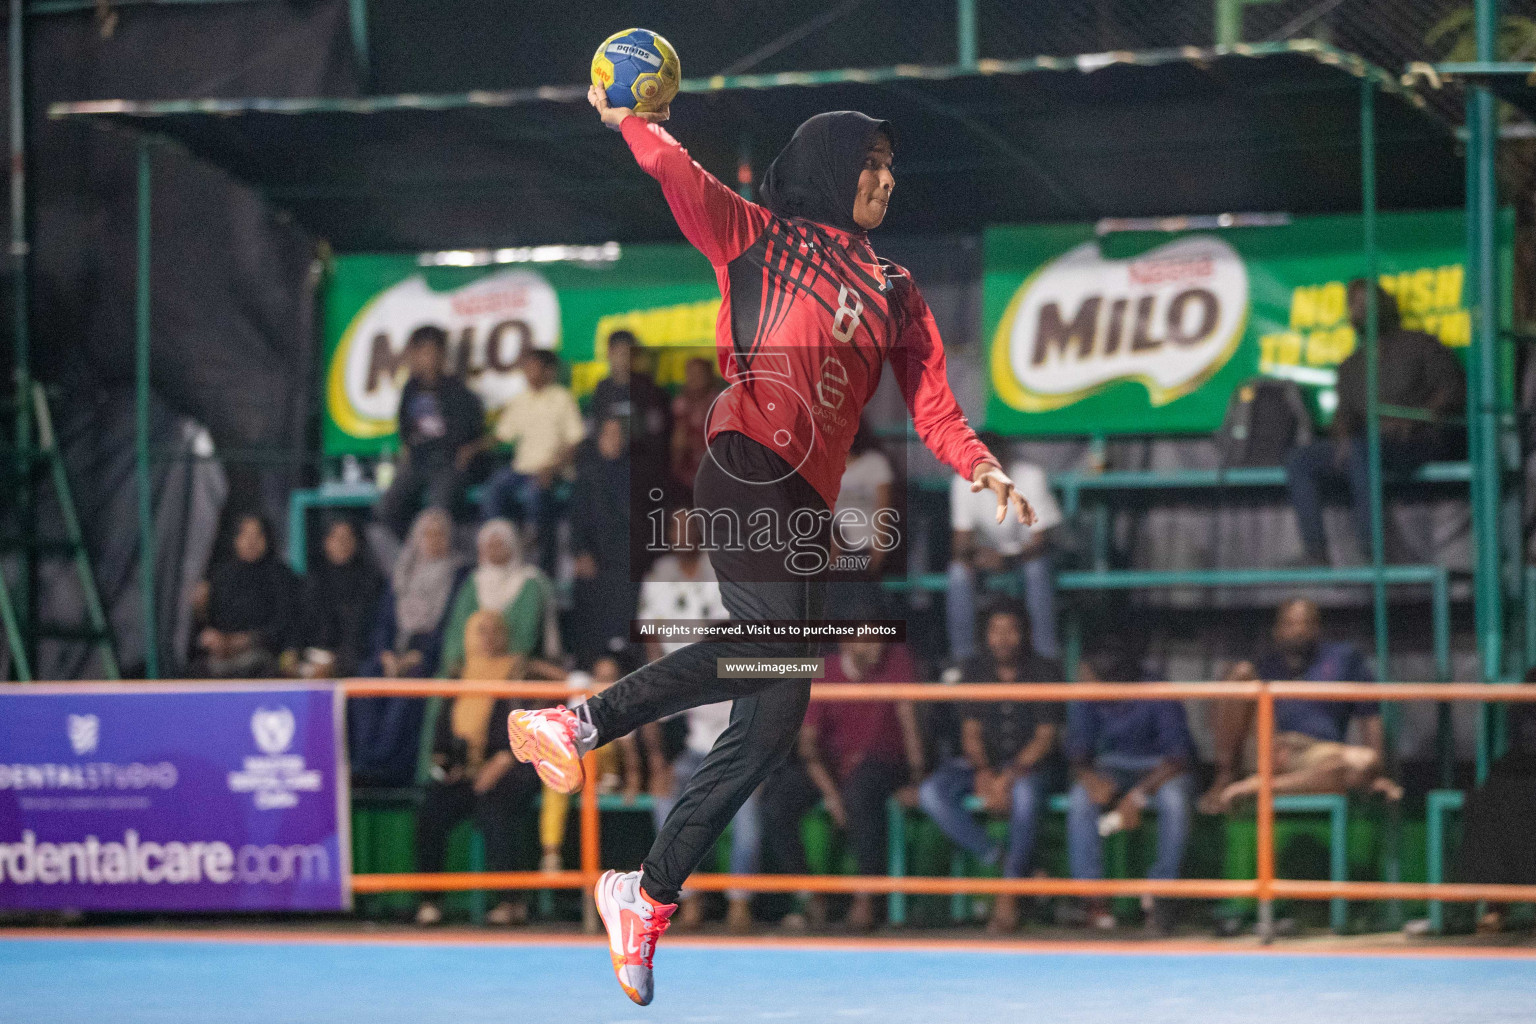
[
  {"left": 506, "top": 712, "right": 585, "bottom": 795},
  {"left": 594, "top": 870, "right": 648, "bottom": 1006}
]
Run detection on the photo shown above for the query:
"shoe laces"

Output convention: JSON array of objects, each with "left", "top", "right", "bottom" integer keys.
[{"left": 633, "top": 901, "right": 675, "bottom": 969}]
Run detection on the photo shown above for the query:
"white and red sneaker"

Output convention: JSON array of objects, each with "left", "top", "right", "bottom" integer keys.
[
  {"left": 506, "top": 705, "right": 590, "bottom": 795},
  {"left": 594, "top": 869, "right": 677, "bottom": 1006}
]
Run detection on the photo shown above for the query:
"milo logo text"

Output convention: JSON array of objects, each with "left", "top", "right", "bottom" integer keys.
[
  {"left": 992, "top": 236, "right": 1248, "bottom": 412},
  {"left": 326, "top": 270, "right": 561, "bottom": 440}
]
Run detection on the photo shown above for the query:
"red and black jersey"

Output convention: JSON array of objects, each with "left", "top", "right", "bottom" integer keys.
[{"left": 621, "top": 117, "right": 995, "bottom": 508}]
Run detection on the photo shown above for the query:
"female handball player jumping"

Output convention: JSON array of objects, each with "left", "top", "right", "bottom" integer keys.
[{"left": 506, "top": 85, "right": 1035, "bottom": 1006}]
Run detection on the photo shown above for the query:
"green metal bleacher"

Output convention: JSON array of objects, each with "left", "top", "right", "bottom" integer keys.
[{"left": 884, "top": 791, "right": 1353, "bottom": 932}]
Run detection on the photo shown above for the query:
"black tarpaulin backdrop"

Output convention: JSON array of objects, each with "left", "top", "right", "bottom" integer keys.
[{"left": 1, "top": 0, "right": 360, "bottom": 676}]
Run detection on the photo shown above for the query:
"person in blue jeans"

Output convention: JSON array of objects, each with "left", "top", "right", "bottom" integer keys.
[
  {"left": 1284, "top": 280, "right": 1463, "bottom": 565},
  {"left": 919, "top": 598, "right": 1062, "bottom": 933},
  {"left": 1065, "top": 641, "right": 1193, "bottom": 935},
  {"left": 946, "top": 432, "right": 1063, "bottom": 661}
]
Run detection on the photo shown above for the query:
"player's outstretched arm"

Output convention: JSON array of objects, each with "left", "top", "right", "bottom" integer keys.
[
  {"left": 588, "top": 85, "right": 767, "bottom": 267},
  {"left": 891, "top": 284, "right": 1034, "bottom": 526}
]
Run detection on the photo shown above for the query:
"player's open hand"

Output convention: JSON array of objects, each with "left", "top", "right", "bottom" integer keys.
[
  {"left": 588, "top": 84, "right": 669, "bottom": 131},
  {"left": 970, "top": 462, "right": 1035, "bottom": 527}
]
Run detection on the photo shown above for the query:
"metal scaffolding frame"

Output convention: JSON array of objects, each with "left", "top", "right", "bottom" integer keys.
[{"left": 14, "top": 1, "right": 1521, "bottom": 799}]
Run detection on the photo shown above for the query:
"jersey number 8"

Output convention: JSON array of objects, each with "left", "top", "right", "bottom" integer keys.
[{"left": 831, "top": 284, "right": 864, "bottom": 343}]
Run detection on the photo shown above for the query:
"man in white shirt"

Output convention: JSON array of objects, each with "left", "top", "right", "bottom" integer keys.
[
  {"left": 947, "top": 432, "right": 1063, "bottom": 662},
  {"left": 480, "top": 348, "right": 585, "bottom": 573},
  {"left": 635, "top": 510, "right": 759, "bottom": 931}
]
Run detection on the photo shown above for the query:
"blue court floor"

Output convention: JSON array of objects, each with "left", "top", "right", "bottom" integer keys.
[{"left": 2, "top": 933, "right": 1533, "bottom": 1024}]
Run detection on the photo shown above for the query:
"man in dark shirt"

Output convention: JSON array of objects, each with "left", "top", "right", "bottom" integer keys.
[
  {"left": 763, "top": 639, "right": 924, "bottom": 931},
  {"left": 1201, "top": 598, "right": 1400, "bottom": 813},
  {"left": 374, "top": 326, "right": 487, "bottom": 539},
  {"left": 918, "top": 598, "right": 1062, "bottom": 933},
  {"left": 1286, "top": 280, "right": 1465, "bottom": 564},
  {"left": 1065, "top": 641, "right": 1193, "bottom": 933},
  {"left": 568, "top": 415, "right": 641, "bottom": 658},
  {"left": 589, "top": 331, "right": 673, "bottom": 480}
]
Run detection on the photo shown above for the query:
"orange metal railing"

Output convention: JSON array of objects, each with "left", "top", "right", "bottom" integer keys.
[{"left": 339, "top": 678, "right": 1536, "bottom": 913}]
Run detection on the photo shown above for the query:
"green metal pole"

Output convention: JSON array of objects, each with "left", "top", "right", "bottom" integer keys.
[
  {"left": 136, "top": 139, "right": 158, "bottom": 680},
  {"left": 1361, "top": 78, "right": 1401, "bottom": 927},
  {"left": 956, "top": 0, "right": 977, "bottom": 69},
  {"left": 1361, "top": 80, "right": 1389, "bottom": 688},
  {"left": 1469, "top": 0, "right": 1502, "bottom": 778},
  {"left": 1216, "top": 0, "right": 1242, "bottom": 45},
  {"left": 10, "top": 0, "right": 33, "bottom": 677},
  {"left": 347, "top": 0, "right": 369, "bottom": 88}
]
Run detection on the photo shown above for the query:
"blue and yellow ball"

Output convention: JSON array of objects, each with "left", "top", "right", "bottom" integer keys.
[{"left": 591, "top": 28, "right": 680, "bottom": 114}]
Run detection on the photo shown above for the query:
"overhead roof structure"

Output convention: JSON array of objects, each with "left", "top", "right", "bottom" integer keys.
[{"left": 49, "top": 40, "right": 1460, "bottom": 252}]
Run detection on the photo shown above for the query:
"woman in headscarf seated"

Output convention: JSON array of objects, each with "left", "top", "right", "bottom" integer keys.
[
  {"left": 350, "top": 508, "right": 467, "bottom": 787},
  {"left": 292, "top": 516, "right": 382, "bottom": 678},
  {"left": 414, "top": 610, "right": 543, "bottom": 926},
  {"left": 438, "top": 518, "right": 562, "bottom": 680},
  {"left": 189, "top": 513, "right": 297, "bottom": 678}
]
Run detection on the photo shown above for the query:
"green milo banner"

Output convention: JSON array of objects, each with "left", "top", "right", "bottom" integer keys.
[
  {"left": 984, "top": 210, "right": 1508, "bottom": 435},
  {"left": 322, "top": 246, "right": 718, "bottom": 456}
]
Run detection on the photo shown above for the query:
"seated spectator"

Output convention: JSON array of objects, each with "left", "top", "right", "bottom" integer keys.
[
  {"left": 1065, "top": 639, "right": 1193, "bottom": 934},
  {"left": 592, "top": 330, "right": 672, "bottom": 481},
  {"left": 763, "top": 638, "right": 924, "bottom": 931},
  {"left": 1201, "top": 598, "right": 1401, "bottom": 812},
  {"left": 190, "top": 513, "right": 297, "bottom": 678},
  {"left": 1451, "top": 667, "right": 1536, "bottom": 931},
  {"left": 669, "top": 355, "right": 720, "bottom": 492},
  {"left": 636, "top": 512, "right": 758, "bottom": 931},
  {"left": 293, "top": 516, "right": 381, "bottom": 678},
  {"left": 569, "top": 416, "right": 641, "bottom": 658},
  {"left": 830, "top": 420, "right": 896, "bottom": 579},
  {"left": 438, "top": 518, "right": 560, "bottom": 679},
  {"left": 947, "top": 432, "right": 1062, "bottom": 662},
  {"left": 919, "top": 598, "right": 1062, "bottom": 933},
  {"left": 482, "top": 349, "right": 585, "bottom": 574},
  {"left": 414, "top": 610, "right": 542, "bottom": 926},
  {"left": 374, "top": 325, "right": 487, "bottom": 542},
  {"left": 538, "top": 653, "right": 643, "bottom": 873},
  {"left": 350, "top": 509, "right": 466, "bottom": 787},
  {"left": 1286, "top": 280, "right": 1465, "bottom": 565}
]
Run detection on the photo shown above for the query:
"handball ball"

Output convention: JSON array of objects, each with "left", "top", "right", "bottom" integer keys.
[{"left": 591, "top": 28, "right": 680, "bottom": 113}]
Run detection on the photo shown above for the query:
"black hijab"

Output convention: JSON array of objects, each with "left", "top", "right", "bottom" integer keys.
[
  {"left": 208, "top": 516, "right": 297, "bottom": 644},
  {"left": 760, "top": 111, "right": 893, "bottom": 234},
  {"left": 304, "top": 517, "right": 383, "bottom": 662}
]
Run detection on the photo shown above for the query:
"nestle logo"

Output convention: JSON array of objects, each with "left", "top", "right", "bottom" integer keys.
[{"left": 1127, "top": 256, "right": 1214, "bottom": 287}]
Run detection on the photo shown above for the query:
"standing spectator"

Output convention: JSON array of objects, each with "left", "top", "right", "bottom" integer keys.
[
  {"left": 295, "top": 516, "right": 382, "bottom": 678},
  {"left": 414, "top": 610, "right": 542, "bottom": 926},
  {"left": 190, "top": 513, "right": 297, "bottom": 678},
  {"left": 569, "top": 415, "right": 642, "bottom": 658},
  {"left": 350, "top": 509, "right": 467, "bottom": 787},
  {"left": 669, "top": 355, "right": 721, "bottom": 492},
  {"left": 438, "top": 518, "right": 560, "bottom": 679},
  {"left": 947, "top": 432, "right": 1062, "bottom": 661},
  {"left": 831, "top": 420, "right": 897, "bottom": 579},
  {"left": 1065, "top": 641, "right": 1193, "bottom": 934},
  {"left": 1201, "top": 598, "right": 1401, "bottom": 812},
  {"left": 1286, "top": 280, "right": 1465, "bottom": 565},
  {"left": 375, "top": 325, "right": 488, "bottom": 541},
  {"left": 482, "top": 349, "right": 585, "bottom": 574},
  {"left": 1450, "top": 667, "right": 1536, "bottom": 931},
  {"left": 919, "top": 598, "right": 1062, "bottom": 933},
  {"left": 592, "top": 330, "right": 673, "bottom": 482},
  {"left": 762, "top": 638, "right": 924, "bottom": 931},
  {"left": 636, "top": 510, "right": 757, "bottom": 931}
]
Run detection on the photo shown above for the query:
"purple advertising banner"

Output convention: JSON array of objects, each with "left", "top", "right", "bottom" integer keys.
[{"left": 0, "top": 683, "right": 350, "bottom": 912}]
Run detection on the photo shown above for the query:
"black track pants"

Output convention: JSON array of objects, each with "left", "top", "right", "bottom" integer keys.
[{"left": 584, "top": 431, "right": 829, "bottom": 904}]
